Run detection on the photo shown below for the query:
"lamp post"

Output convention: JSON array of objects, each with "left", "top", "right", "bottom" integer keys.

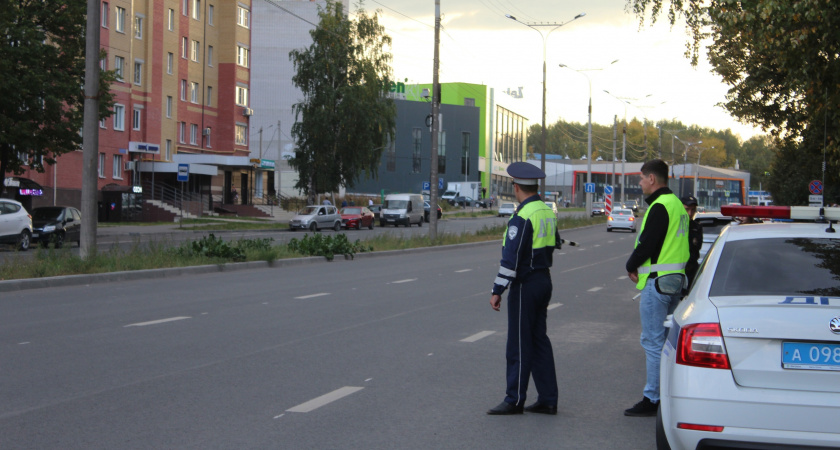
[
  {"left": 559, "top": 60, "right": 617, "bottom": 218},
  {"left": 674, "top": 136, "right": 702, "bottom": 197},
  {"left": 694, "top": 146, "right": 713, "bottom": 198},
  {"left": 603, "top": 90, "right": 629, "bottom": 203},
  {"left": 507, "top": 12, "right": 585, "bottom": 198}
]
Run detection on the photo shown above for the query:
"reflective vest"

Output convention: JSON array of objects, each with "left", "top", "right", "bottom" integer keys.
[
  {"left": 504, "top": 200, "right": 556, "bottom": 253},
  {"left": 634, "top": 193, "right": 690, "bottom": 290}
]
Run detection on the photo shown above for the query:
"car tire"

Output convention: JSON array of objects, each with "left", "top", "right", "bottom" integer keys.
[
  {"left": 309, "top": 222, "right": 317, "bottom": 232},
  {"left": 290, "top": 227, "right": 297, "bottom": 231},
  {"left": 607, "top": 228, "right": 612, "bottom": 232},
  {"left": 368, "top": 220, "right": 374, "bottom": 230},
  {"left": 18, "top": 229, "right": 31, "bottom": 251},
  {"left": 417, "top": 218, "right": 422, "bottom": 227},
  {"left": 334, "top": 221, "right": 341, "bottom": 232},
  {"left": 655, "top": 407, "right": 671, "bottom": 450},
  {"left": 356, "top": 221, "right": 362, "bottom": 230},
  {"left": 54, "top": 232, "right": 65, "bottom": 249}
]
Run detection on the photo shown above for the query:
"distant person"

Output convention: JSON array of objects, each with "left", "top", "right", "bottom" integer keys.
[
  {"left": 341, "top": 199, "right": 348, "bottom": 207},
  {"left": 624, "top": 159, "right": 689, "bottom": 417},
  {"left": 322, "top": 199, "right": 331, "bottom": 206},
  {"left": 681, "top": 195, "right": 703, "bottom": 286},
  {"left": 368, "top": 198, "right": 374, "bottom": 207}
]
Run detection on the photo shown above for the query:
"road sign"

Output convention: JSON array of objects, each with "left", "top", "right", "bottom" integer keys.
[
  {"left": 809, "top": 195, "right": 823, "bottom": 203},
  {"left": 809, "top": 180, "right": 823, "bottom": 195},
  {"left": 422, "top": 181, "right": 430, "bottom": 190},
  {"left": 604, "top": 185, "right": 614, "bottom": 195},
  {"left": 177, "top": 163, "right": 189, "bottom": 182},
  {"left": 605, "top": 194, "right": 613, "bottom": 216},
  {"left": 584, "top": 183, "right": 595, "bottom": 193},
  {"left": 439, "top": 178, "right": 444, "bottom": 190}
]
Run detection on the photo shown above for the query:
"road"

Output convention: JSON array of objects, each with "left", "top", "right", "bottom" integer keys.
[{"left": 0, "top": 224, "right": 654, "bottom": 449}]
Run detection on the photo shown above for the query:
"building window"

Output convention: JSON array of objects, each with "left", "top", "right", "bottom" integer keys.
[
  {"left": 182, "top": 0, "right": 188, "bottom": 16},
  {"left": 165, "top": 139, "right": 172, "bottom": 160},
  {"left": 190, "top": 124, "right": 198, "bottom": 145},
  {"left": 102, "top": 2, "right": 109, "bottom": 28},
  {"left": 166, "top": 96, "right": 172, "bottom": 118},
  {"left": 99, "top": 118, "right": 106, "bottom": 128},
  {"left": 133, "top": 61, "right": 142, "bottom": 85},
  {"left": 113, "top": 154, "right": 123, "bottom": 179},
  {"left": 412, "top": 128, "right": 422, "bottom": 174},
  {"left": 206, "top": 86, "right": 212, "bottom": 106},
  {"left": 179, "top": 122, "right": 186, "bottom": 143},
  {"left": 132, "top": 107, "right": 141, "bottom": 130},
  {"left": 168, "top": 8, "right": 175, "bottom": 31},
  {"left": 190, "top": 82, "right": 198, "bottom": 103},
  {"left": 235, "top": 124, "right": 247, "bottom": 146},
  {"left": 134, "top": 15, "right": 143, "bottom": 39},
  {"left": 192, "top": 0, "right": 200, "bottom": 20},
  {"left": 115, "top": 6, "right": 125, "bottom": 33},
  {"left": 114, "top": 56, "right": 124, "bottom": 80},
  {"left": 237, "top": 6, "right": 250, "bottom": 28},
  {"left": 113, "top": 104, "right": 125, "bottom": 131},
  {"left": 438, "top": 130, "right": 446, "bottom": 174},
  {"left": 99, "top": 56, "right": 107, "bottom": 70},
  {"left": 386, "top": 137, "right": 395, "bottom": 172},
  {"left": 208, "top": 4, "right": 214, "bottom": 25},
  {"left": 207, "top": 45, "right": 213, "bottom": 66},
  {"left": 180, "top": 79, "right": 187, "bottom": 101},
  {"left": 98, "top": 153, "right": 106, "bottom": 178},
  {"left": 205, "top": 127, "right": 211, "bottom": 147},
  {"left": 461, "top": 132, "right": 471, "bottom": 176},
  {"left": 236, "top": 45, "right": 249, "bottom": 67},
  {"left": 181, "top": 37, "right": 187, "bottom": 58},
  {"left": 191, "top": 40, "right": 200, "bottom": 62},
  {"left": 167, "top": 52, "right": 173, "bottom": 74},
  {"left": 235, "top": 85, "right": 248, "bottom": 106}
]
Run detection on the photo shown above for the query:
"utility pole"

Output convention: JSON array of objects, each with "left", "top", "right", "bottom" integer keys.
[
  {"left": 81, "top": 0, "right": 100, "bottom": 259},
  {"left": 612, "top": 115, "right": 617, "bottom": 187},
  {"left": 429, "top": 0, "right": 441, "bottom": 240}
]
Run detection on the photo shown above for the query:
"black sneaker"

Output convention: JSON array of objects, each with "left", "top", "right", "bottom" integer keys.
[{"left": 623, "top": 396, "right": 658, "bottom": 417}]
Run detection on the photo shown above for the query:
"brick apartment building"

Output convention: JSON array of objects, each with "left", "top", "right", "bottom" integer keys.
[{"left": 3, "top": 0, "right": 257, "bottom": 220}]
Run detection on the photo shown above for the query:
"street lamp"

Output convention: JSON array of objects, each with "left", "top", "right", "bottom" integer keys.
[
  {"left": 507, "top": 12, "right": 585, "bottom": 198},
  {"left": 602, "top": 90, "right": 631, "bottom": 203},
  {"left": 558, "top": 60, "right": 617, "bottom": 215},
  {"left": 694, "top": 145, "right": 713, "bottom": 198},
  {"left": 674, "top": 136, "right": 702, "bottom": 197}
]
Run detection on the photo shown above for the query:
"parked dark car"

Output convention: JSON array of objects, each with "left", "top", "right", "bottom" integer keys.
[
  {"left": 368, "top": 204, "right": 382, "bottom": 220},
  {"left": 424, "top": 202, "right": 442, "bottom": 222},
  {"left": 31, "top": 206, "right": 82, "bottom": 248},
  {"left": 475, "top": 198, "right": 489, "bottom": 208},
  {"left": 450, "top": 196, "right": 475, "bottom": 207}
]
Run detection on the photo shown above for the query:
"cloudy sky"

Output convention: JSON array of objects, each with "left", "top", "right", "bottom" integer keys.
[{"left": 362, "top": 0, "right": 762, "bottom": 141}]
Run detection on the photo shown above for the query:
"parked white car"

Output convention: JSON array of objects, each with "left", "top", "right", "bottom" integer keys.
[
  {"left": 657, "top": 205, "right": 840, "bottom": 450},
  {"left": 289, "top": 205, "right": 342, "bottom": 232},
  {"left": 606, "top": 208, "right": 636, "bottom": 232},
  {"left": 0, "top": 199, "right": 33, "bottom": 250},
  {"left": 497, "top": 202, "right": 518, "bottom": 217}
]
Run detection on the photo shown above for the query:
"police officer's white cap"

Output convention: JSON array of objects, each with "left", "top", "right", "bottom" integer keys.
[{"left": 507, "top": 162, "right": 546, "bottom": 185}]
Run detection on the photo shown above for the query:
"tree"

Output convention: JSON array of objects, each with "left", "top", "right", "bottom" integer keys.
[
  {"left": 0, "top": 1, "right": 116, "bottom": 195},
  {"left": 289, "top": 1, "right": 396, "bottom": 203}
]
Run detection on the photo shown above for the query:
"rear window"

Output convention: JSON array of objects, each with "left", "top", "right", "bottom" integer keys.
[
  {"left": 612, "top": 209, "right": 631, "bottom": 215},
  {"left": 710, "top": 238, "right": 840, "bottom": 296}
]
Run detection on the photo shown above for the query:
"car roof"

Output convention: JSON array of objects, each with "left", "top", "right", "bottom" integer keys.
[{"left": 719, "top": 222, "right": 840, "bottom": 242}]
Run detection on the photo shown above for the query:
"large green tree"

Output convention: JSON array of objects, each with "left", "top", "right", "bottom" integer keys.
[
  {"left": 0, "top": 1, "right": 115, "bottom": 195},
  {"left": 289, "top": 1, "right": 396, "bottom": 202}
]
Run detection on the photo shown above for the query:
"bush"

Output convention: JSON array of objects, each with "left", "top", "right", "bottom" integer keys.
[{"left": 287, "top": 233, "right": 372, "bottom": 261}]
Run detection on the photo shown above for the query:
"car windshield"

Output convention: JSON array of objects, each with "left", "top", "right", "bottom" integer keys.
[
  {"left": 341, "top": 207, "right": 362, "bottom": 215},
  {"left": 593, "top": 203, "right": 605, "bottom": 208},
  {"left": 710, "top": 237, "right": 840, "bottom": 296},
  {"left": 385, "top": 200, "right": 408, "bottom": 209},
  {"left": 501, "top": 203, "right": 515, "bottom": 208},
  {"left": 300, "top": 206, "right": 319, "bottom": 215},
  {"left": 612, "top": 209, "right": 631, "bottom": 215},
  {"left": 33, "top": 207, "right": 63, "bottom": 220}
]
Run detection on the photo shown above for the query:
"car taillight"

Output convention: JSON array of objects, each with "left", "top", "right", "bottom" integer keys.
[
  {"left": 676, "top": 323, "right": 731, "bottom": 369},
  {"left": 677, "top": 423, "right": 724, "bottom": 432},
  {"left": 629, "top": 217, "right": 634, "bottom": 221},
  {"left": 608, "top": 216, "right": 613, "bottom": 221}
]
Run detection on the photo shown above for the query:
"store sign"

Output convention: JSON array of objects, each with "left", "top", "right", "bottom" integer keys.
[
  {"left": 4, "top": 178, "right": 20, "bottom": 187},
  {"left": 128, "top": 141, "right": 160, "bottom": 154},
  {"left": 19, "top": 189, "right": 43, "bottom": 196},
  {"left": 260, "top": 159, "right": 275, "bottom": 170}
]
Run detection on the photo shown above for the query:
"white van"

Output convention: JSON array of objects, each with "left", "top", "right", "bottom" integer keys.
[{"left": 381, "top": 193, "right": 424, "bottom": 227}]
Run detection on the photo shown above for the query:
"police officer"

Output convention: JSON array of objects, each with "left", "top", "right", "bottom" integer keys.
[
  {"left": 487, "top": 162, "right": 560, "bottom": 416},
  {"left": 681, "top": 195, "right": 702, "bottom": 286},
  {"left": 624, "top": 159, "right": 690, "bottom": 417}
]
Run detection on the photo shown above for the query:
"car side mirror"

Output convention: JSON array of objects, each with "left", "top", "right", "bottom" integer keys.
[{"left": 655, "top": 273, "right": 687, "bottom": 296}]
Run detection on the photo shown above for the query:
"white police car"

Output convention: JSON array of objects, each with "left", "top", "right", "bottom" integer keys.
[{"left": 657, "top": 205, "right": 840, "bottom": 450}]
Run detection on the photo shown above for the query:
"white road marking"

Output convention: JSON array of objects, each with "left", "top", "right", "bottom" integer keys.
[
  {"left": 594, "top": 244, "right": 601, "bottom": 248},
  {"left": 587, "top": 287, "right": 603, "bottom": 292},
  {"left": 558, "top": 252, "right": 566, "bottom": 255},
  {"left": 608, "top": 240, "right": 614, "bottom": 243},
  {"left": 391, "top": 278, "right": 417, "bottom": 284},
  {"left": 124, "top": 316, "right": 191, "bottom": 327},
  {"left": 547, "top": 303, "right": 563, "bottom": 310},
  {"left": 428, "top": 353, "right": 434, "bottom": 356},
  {"left": 295, "top": 293, "right": 330, "bottom": 299},
  {"left": 365, "top": 378, "right": 373, "bottom": 382},
  {"left": 455, "top": 269, "right": 472, "bottom": 273},
  {"left": 461, "top": 330, "right": 495, "bottom": 342},
  {"left": 18, "top": 342, "right": 30, "bottom": 345},
  {"left": 273, "top": 414, "right": 285, "bottom": 419},
  {"left": 287, "top": 386, "right": 364, "bottom": 413},
  {"left": 617, "top": 275, "right": 628, "bottom": 280}
]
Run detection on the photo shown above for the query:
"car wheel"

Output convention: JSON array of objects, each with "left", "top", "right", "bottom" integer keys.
[
  {"left": 368, "top": 220, "right": 374, "bottom": 230},
  {"left": 417, "top": 218, "right": 422, "bottom": 227},
  {"left": 655, "top": 407, "right": 671, "bottom": 450},
  {"left": 309, "top": 222, "right": 317, "bottom": 232},
  {"left": 607, "top": 228, "right": 612, "bottom": 232},
  {"left": 356, "top": 221, "right": 362, "bottom": 230},
  {"left": 334, "top": 221, "right": 341, "bottom": 232},
  {"left": 290, "top": 227, "right": 297, "bottom": 232},
  {"left": 18, "top": 229, "right": 31, "bottom": 251},
  {"left": 54, "top": 232, "right": 65, "bottom": 249}
]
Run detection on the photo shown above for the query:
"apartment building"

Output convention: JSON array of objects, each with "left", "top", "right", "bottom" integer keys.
[{"left": 5, "top": 0, "right": 252, "bottom": 219}]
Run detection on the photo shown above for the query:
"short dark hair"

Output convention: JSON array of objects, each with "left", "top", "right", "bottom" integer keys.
[
  {"left": 640, "top": 159, "right": 669, "bottom": 185},
  {"left": 515, "top": 182, "right": 538, "bottom": 194}
]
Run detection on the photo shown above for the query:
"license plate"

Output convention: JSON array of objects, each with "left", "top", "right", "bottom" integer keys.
[
  {"left": 386, "top": 219, "right": 395, "bottom": 222},
  {"left": 782, "top": 342, "right": 840, "bottom": 371},
  {"left": 32, "top": 233, "right": 39, "bottom": 238}
]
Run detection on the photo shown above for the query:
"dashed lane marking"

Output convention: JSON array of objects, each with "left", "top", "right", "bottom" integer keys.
[
  {"left": 286, "top": 386, "right": 364, "bottom": 413},
  {"left": 587, "top": 287, "right": 603, "bottom": 292},
  {"left": 295, "top": 293, "right": 330, "bottom": 299},
  {"left": 461, "top": 331, "right": 495, "bottom": 342},
  {"left": 547, "top": 303, "right": 563, "bottom": 310},
  {"left": 455, "top": 269, "right": 472, "bottom": 273},
  {"left": 617, "top": 275, "right": 628, "bottom": 280},
  {"left": 391, "top": 278, "right": 417, "bottom": 284},
  {"left": 124, "top": 316, "right": 192, "bottom": 327}
]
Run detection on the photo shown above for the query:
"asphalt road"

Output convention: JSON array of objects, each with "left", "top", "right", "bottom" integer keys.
[{"left": 0, "top": 224, "right": 654, "bottom": 449}]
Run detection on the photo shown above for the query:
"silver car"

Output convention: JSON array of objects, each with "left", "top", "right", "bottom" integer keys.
[
  {"left": 606, "top": 208, "right": 636, "bottom": 232},
  {"left": 497, "top": 202, "right": 518, "bottom": 217},
  {"left": 0, "top": 199, "right": 32, "bottom": 250},
  {"left": 289, "top": 205, "right": 342, "bottom": 232}
]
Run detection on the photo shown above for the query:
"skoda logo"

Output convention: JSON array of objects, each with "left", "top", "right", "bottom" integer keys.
[{"left": 831, "top": 317, "right": 840, "bottom": 334}]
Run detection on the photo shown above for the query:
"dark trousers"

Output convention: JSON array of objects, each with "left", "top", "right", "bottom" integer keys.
[{"left": 505, "top": 271, "right": 558, "bottom": 406}]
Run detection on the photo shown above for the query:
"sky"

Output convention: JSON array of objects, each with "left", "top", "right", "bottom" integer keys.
[{"left": 363, "top": 0, "right": 763, "bottom": 142}]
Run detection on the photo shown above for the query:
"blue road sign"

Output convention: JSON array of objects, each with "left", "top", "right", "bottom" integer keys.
[
  {"left": 439, "top": 178, "right": 444, "bottom": 190},
  {"left": 809, "top": 180, "right": 823, "bottom": 195},
  {"left": 585, "top": 183, "right": 596, "bottom": 193},
  {"left": 177, "top": 164, "right": 189, "bottom": 182},
  {"left": 422, "top": 181, "right": 431, "bottom": 190},
  {"left": 604, "top": 185, "right": 614, "bottom": 195}
]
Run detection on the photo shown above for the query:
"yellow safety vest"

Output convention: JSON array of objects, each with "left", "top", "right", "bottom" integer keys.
[
  {"left": 503, "top": 200, "right": 557, "bottom": 250},
  {"left": 634, "top": 193, "right": 690, "bottom": 290}
]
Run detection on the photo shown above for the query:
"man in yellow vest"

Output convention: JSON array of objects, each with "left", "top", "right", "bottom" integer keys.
[
  {"left": 487, "top": 162, "right": 560, "bottom": 415},
  {"left": 624, "top": 159, "right": 689, "bottom": 417}
]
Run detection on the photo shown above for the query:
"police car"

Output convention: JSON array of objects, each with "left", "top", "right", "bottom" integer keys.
[{"left": 657, "top": 205, "right": 840, "bottom": 450}]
